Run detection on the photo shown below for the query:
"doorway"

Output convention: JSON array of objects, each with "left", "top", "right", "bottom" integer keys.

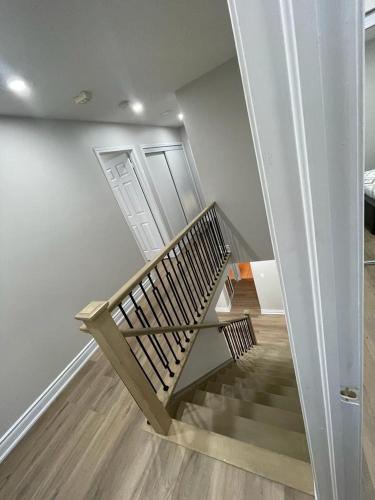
[
  {"left": 143, "top": 144, "right": 202, "bottom": 236},
  {"left": 96, "top": 147, "right": 165, "bottom": 261}
]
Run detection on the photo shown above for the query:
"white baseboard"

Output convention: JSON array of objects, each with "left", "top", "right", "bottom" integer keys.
[
  {"left": 0, "top": 339, "right": 98, "bottom": 464},
  {"left": 261, "top": 308, "right": 285, "bottom": 315}
]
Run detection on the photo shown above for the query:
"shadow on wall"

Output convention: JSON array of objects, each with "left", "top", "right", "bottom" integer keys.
[{"left": 216, "top": 206, "right": 262, "bottom": 262}]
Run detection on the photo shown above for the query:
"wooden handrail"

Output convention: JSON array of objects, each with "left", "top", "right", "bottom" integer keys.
[
  {"left": 118, "top": 318, "right": 246, "bottom": 338},
  {"left": 107, "top": 202, "right": 216, "bottom": 311}
]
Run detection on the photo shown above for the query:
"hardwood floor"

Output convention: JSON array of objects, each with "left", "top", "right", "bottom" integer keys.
[
  {"left": 0, "top": 275, "right": 311, "bottom": 499},
  {"left": 363, "top": 229, "right": 375, "bottom": 498}
]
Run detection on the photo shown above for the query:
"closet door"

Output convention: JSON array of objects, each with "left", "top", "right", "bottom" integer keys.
[
  {"left": 145, "top": 152, "right": 188, "bottom": 236},
  {"left": 165, "top": 148, "right": 201, "bottom": 221}
]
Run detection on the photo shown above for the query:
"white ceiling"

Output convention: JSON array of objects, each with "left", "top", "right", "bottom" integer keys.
[{"left": 0, "top": 0, "right": 235, "bottom": 127}]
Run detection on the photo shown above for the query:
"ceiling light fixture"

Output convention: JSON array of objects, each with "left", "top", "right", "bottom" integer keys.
[
  {"left": 7, "top": 77, "right": 31, "bottom": 97},
  {"left": 178, "top": 113, "right": 184, "bottom": 121},
  {"left": 131, "top": 101, "right": 144, "bottom": 114}
]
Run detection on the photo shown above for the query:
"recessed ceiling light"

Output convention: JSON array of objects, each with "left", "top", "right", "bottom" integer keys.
[
  {"left": 131, "top": 101, "right": 144, "bottom": 114},
  {"left": 178, "top": 113, "right": 184, "bottom": 121},
  {"left": 7, "top": 77, "right": 31, "bottom": 97}
]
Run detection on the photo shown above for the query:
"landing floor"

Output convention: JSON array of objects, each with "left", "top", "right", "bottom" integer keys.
[{"left": 0, "top": 280, "right": 311, "bottom": 500}]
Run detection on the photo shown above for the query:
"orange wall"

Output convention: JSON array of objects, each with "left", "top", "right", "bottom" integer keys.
[{"left": 238, "top": 262, "right": 252, "bottom": 279}]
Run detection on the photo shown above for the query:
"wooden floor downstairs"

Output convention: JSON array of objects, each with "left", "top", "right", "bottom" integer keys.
[{"left": 0, "top": 279, "right": 312, "bottom": 500}]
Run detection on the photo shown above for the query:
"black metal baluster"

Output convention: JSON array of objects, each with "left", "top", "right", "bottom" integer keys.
[
  {"left": 212, "top": 207, "right": 227, "bottom": 257},
  {"left": 170, "top": 250, "right": 197, "bottom": 322},
  {"left": 235, "top": 321, "right": 246, "bottom": 354},
  {"left": 139, "top": 281, "right": 180, "bottom": 365},
  {"left": 177, "top": 241, "right": 204, "bottom": 314},
  {"left": 228, "top": 324, "right": 240, "bottom": 359},
  {"left": 129, "top": 291, "right": 175, "bottom": 378},
  {"left": 203, "top": 213, "right": 221, "bottom": 273},
  {"left": 118, "top": 304, "right": 168, "bottom": 391},
  {"left": 232, "top": 323, "right": 242, "bottom": 356},
  {"left": 208, "top": 208, "right": 225, "bottom": 261},
  {"left": 184, "top": 232, "right": 210, "bottom": 298},
  {"left": 242, "top": 321, "right": 250, "bottom": 351},
  {"left": 206, "top": 209, "right": 224, "bottom": 263},
  {"left": 148, "top": 271, "right": 185, "bottom": 355},
  {"left": 191, "top": 225, "right": 214, "bottom": 289},
  {"left": 222, "top": 326, "right": 236, "bottom": 360},
  {"left": 183, "top": 235, "right": 206, "bottom": 302},
  {"left": 196, "top": 219, "right": 216, "bottom": 279},
  {"left": 161, "top": 258, "right": 190, "bottom": 330},
  {"left": 201, "top": 215, "right": 220, "bottom": 272},
  {"left": 155, "top": 265, "right": 184, "bottom": 326},
  {"left": 244, "top": 320, "right": 253, "bottom": 349}
]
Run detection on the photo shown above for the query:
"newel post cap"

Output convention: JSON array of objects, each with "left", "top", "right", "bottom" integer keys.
[{"left": 75, "top": 301, "right": 109, "bottom": 322}]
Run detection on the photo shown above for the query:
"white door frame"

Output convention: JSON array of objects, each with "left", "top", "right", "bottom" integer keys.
[
  {"left": 228, "top": 1, "right": 363, "bottom": 499},
  {"left": 94, "top": 145, "right": 170, "bottom": 260}
]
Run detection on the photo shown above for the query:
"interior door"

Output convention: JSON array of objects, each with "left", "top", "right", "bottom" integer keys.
[
  {"left": 164, "top": 148, "right": 201, "bottom": 221},
  {"left": 145, "top": 151, "right": 188, "bottom": 235},
  {"left": 101, "top": 151, "right": 164, "bottom": 261}
]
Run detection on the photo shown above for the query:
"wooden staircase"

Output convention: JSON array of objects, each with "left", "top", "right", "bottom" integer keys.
[{"left": 158, "top": 341, "right": 314, "bottom": 496}]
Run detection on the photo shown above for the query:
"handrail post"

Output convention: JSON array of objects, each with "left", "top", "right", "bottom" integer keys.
[
  {"left": 75, "top": 301, "right": 172, "bottom": 435},
  {"left": 244, "top": 309, "right": 257, "bottom": 345}
]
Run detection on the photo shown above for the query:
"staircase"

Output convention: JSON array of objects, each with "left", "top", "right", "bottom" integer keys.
[
  {"left": 166, "top": 340, "right": 314, "bottom": 496},
  {"left": 76, "top": 203, "right": 313, "bottom": 497}
]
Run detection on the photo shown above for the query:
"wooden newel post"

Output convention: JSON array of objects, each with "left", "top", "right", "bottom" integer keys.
[
  {"left": 244, "top": 309, "right": 257, "bottom": 345},
  {"left": 75, "top": 301, "right": 171, "bottom": 435}
]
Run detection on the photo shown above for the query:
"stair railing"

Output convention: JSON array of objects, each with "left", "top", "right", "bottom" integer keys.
[
  {"left": 76, "top": 202, "right": 231, "bottom": 435},
  {"left": 218, "top": 312, "right": 257, "bottom": 360}
]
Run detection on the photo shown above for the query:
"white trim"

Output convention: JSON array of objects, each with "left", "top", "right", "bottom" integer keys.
[
  {"left": 0, "top": 340, "right": 98, "bottom": 463},
  {"left": 228, "top": 1, "right": 362, "bottom": 499},
  {"left": 261, "top": 308, "right": 285, "bottom": 316}
]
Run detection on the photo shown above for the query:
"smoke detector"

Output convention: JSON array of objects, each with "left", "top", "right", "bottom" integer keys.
[
  {"left": 73, "top": 90, "right": 92, "bottom": 104},
  {"left": 118, "top": 99, "right": 130, "bottom": 110}
]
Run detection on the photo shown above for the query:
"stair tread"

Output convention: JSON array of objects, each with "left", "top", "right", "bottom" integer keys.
[
  {"left": 193, "top": 389, "right": 305, "bottom": 432},
  {"left": 178, "top": 401, "right": 309, "bottom": 462},
  {"left": 144, "top": 419, "right": 314, "bottom": 495}
]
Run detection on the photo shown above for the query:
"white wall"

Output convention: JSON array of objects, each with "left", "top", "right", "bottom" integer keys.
[
  {"left": 251, "top": 260, "right": 284, "bottom": 314},
  {"left": 0, "top": 116, "right": 180, "bottom": 440},
  {"left": 176, "top": 58, "right": 273, "bottom": 262},
  {"left": 366, "top": 39, "right": 375, "bottom": 170}
]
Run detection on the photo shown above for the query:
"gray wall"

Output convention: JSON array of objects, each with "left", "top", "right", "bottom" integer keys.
[
  {"left": 0, "top": 117, "right": 180, "bottom": 437},
  {"left": 366, "top": 39, "right": 375, "bottom": 170},
  {"left": 176, "top": 58, "right": 273, "bottom": 261}
]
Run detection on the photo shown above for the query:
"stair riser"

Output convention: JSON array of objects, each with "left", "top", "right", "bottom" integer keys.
[
  {"left": 179, "top": 402, "right": 309, "bottom": 462},
  {"left": 193, "top": 390, "right": 305, "bottom": 433},
  {"left": 205, "top": 382, "right": 301, "bottom": 414}
]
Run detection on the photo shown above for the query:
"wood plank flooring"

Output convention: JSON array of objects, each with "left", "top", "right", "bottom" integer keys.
[
  {"left": 0, "top": 276, "right": 311, "bottom": 499},
  {"left": 363, "top": 229, "right": 375, "bottom": 498}
]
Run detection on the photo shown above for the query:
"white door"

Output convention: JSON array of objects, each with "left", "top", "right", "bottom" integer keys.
[
  {"left": 101, "top": 151, "right": 164, "bottom": 261},
  {"left": 164, "top": 148, "right": 201, "bottom": 221},
  {"left": 145, "top": 151, "right": 188, "bottom": 235}
]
